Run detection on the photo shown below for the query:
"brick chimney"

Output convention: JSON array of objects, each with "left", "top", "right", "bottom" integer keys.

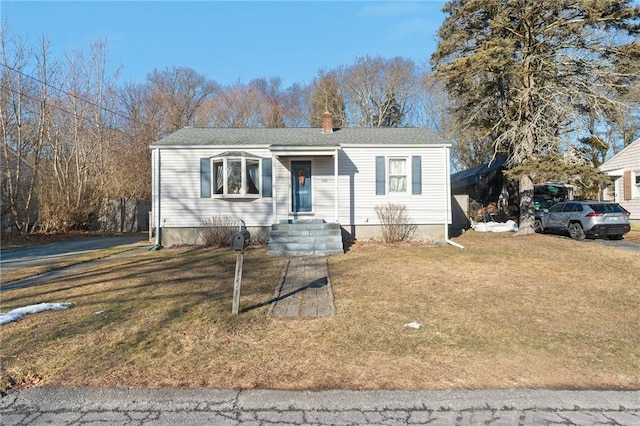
[{"left": 321, "top": 111, "right": 333, "bottom": 133}]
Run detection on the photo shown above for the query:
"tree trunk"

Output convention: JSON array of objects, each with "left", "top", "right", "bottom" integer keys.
[{"left": 517, "top": 174, "right": 535, "bottom": 235}]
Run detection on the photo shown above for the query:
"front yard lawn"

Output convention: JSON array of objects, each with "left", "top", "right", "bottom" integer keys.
[{"left": 2, "top": 231, "right": 638, "bottom": 391}]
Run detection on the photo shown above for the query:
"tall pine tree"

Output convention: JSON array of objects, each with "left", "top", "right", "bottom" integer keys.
[{"left": 432, "top": 0, "right": 640, "bottom": 233}]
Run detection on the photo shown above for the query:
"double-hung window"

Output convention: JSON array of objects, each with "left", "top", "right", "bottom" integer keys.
[
  {"left": 388, "top": 157, "right": 408, "bottom": 193},
  {"left": 211, "top": 153, "right": 260, "bottom": 197},
  {"left": 375, "top": 155, "right": 421, "bottom": 196}
]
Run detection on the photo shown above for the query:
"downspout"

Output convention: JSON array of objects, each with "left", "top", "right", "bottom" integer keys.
[
  {"left": 153, "top": 147, "right": 162, "bottom": 249},
  {"left": 334, "top": 148, "right": 339, "bottom": 223},
  {"left": 444, "top": 146, "right": 465, "bottom": 249}
]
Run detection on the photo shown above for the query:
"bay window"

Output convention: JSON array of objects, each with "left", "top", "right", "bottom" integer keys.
[{"left": 212, "top": 154, "right": 260, "bottom": 197}]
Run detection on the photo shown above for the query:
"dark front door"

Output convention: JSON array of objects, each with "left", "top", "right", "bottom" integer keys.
[{"left": 292, "top": 161, "right": 312, "bottom": 213}]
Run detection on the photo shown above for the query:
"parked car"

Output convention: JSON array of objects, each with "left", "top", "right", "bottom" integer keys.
[
  {"left": 533, "top": 196, "right": 555, "bottom": 211},
  {"left": 534, "top": 200, "right": 631, "bottom": 241}
]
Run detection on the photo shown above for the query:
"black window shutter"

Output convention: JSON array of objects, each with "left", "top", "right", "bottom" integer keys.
[
  {"left": 200, "top": 158, "right": 211, "bottom": 198},
  {"left": 375, "top": 156, "right": 385, "bottom": 195},
  {"left": 262, "top": 157, "right": 272, "bottom": 197},
  {"left": 412, "top": 156, "right": 422, "bottom": 195}
]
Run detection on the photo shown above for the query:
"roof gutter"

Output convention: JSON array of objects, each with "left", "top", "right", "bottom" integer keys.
[{"left": 444, "top": 146, "right": 465, "bottom": 249}]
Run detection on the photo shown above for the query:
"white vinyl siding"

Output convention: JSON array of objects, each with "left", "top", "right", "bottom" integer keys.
[
  {"left": 152, "top": 144, "right": 451, "bottom": 229},
  {"left": 157, "top": 148, "right": 273, "bottom": 227},
  {"left": 600, "top": 139, "right": 640, "bottom": 172},
  {"left": 338, "top": 146, "right": 448, "bottom": 226},
  {"left": 272, "top": 156, "right": 336, "bottom": 221},
  {"left": 306, "top": 157, "right": 335, "bottom": 219},
  {"left": 273, "top": 157, "right": 289, "bottom": 220}
]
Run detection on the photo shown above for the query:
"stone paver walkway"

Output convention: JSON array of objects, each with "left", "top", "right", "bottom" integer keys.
[{"left": 268, "top": 256, "right": 335, "bottom": 318}]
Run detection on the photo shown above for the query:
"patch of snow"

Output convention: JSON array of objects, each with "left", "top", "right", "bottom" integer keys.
[
  {"left": 404, "top": 321, "right": 423, "bottom": 329},
  {"left": 472, "top": 219, "right": 518, "bottom": 233},
  {"left": 0, "top": 302, "right": 72, "bottom": 325}
]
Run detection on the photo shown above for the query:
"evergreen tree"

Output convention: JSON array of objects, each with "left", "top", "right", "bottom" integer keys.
[{"left": 432, "top": 0, "right": 640, "bottom": 233}]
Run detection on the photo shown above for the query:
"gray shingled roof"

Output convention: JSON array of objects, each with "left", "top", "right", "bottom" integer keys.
[{"left": 151, "top": 127, "right": 445, "bottom": 147}]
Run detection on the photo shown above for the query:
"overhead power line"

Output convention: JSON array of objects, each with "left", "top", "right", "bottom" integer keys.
[
  {"left": 0, "top": 83, "right": 135, "bottom": 138},
  {"left": 1, "top": 63, "right": 155, "bottom": 130}
]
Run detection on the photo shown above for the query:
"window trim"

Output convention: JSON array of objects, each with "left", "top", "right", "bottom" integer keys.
[
  {"left": 387, "top": 156, "right": 409, "bottom": 194},
  {"left": 210, "top": 154, "right": 261, "bottom": 199}
]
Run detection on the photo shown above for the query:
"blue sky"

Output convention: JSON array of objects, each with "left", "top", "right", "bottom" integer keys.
[{"left": 2, "top": 1, "right": 447, "bottom": 87}]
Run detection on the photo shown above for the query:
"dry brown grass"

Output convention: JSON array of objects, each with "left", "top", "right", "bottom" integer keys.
[
  {"left": 624, "top": 229, "right": 640, "bottom": 243},
  {"left": 1, "top": 231, "right": 639, "bottom": 391}
]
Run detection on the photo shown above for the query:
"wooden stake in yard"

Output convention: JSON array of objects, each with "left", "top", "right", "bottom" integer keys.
[
  {"left": 230, "top": 220, "right": 250, "bottom": 315},
  {"left": 232, "top": 251, "right": 243, "bottom": 315}
]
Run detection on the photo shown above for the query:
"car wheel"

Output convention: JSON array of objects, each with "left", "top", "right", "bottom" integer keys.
[
  {"left": 533, "top": 219, "right": 544, "bottom": 233},
  {"left": 606, "top": 234, "right": 624, "bottom": 240},
  {"left": 568, "top": 222, "right": 585, "bottom": 241}
]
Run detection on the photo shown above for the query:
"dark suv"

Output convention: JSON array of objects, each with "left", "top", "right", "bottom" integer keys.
[{"left": 534, "top": 201, "right": 631, "bottom": 241}]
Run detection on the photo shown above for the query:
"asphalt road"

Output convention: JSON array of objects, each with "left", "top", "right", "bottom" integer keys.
[
  {"left": 2, "top": 388, "right": 639, "bottom": 425},
  {"left": 0, "top": 234, "right": 149, "bottom": 271}
]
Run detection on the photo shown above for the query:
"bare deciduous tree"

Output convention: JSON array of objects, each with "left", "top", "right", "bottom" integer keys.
[
  {"left": 39, "top": 40, "right": 121, "bottom": 231},
  {"left": 308, "top": 70, "right": 346, "bottom": 128},
  {"left": 1, "top": 27, "right": 51, "bottom": 233},
  {"left": 147, "top": 66, "right": 218, "bottom": 134},
  {"left": 281, "top": 82, "right": 309, "bottom": 128},
  {"left": 116, "top": 81, "right": 161, "bottom": 201},
  {"left": 207, "top": 81, "right": 262, "bottom": 128},
  {"left": 249, "top": 77, "right": 286, "bottom": 128},
  {"left": 338, "top": 55, "right": 419, "bottom": 128}
]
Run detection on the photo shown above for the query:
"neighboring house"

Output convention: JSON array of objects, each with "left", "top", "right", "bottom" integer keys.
[
  {"left": 600, "top": 137, "right": 640, "bottom": 227},
  {"left": 150, "top": 114, "right": 454, "bottom": 254}
]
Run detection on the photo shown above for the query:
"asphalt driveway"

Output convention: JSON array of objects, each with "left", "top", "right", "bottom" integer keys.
[
  {"left": 0, "top": 234, "right": 149, "bottom": 271},
  {"left": 586, "top": 237, "right": 640, "bottom": 254}
]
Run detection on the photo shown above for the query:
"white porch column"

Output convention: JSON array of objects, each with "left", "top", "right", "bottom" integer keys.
[{"left": 272, "top": 154, "right": 277, "bottom": 224}]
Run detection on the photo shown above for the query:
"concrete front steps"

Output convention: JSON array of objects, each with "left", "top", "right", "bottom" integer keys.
[{"left": 268, "top": 219, "right": 344, "bottom": 256}]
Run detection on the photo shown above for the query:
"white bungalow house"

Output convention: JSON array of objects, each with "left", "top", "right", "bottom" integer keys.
[
  {"left": 150, "top": 114, "right": 456, "bottom": 254},
  {"left": 600, "top": 137, "right": 640, "bottom": 228}
]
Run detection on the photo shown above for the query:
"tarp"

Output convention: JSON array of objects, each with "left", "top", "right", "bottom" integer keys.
[{"left": 451, "top": 157, "right": 507, "bottom": 203}]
